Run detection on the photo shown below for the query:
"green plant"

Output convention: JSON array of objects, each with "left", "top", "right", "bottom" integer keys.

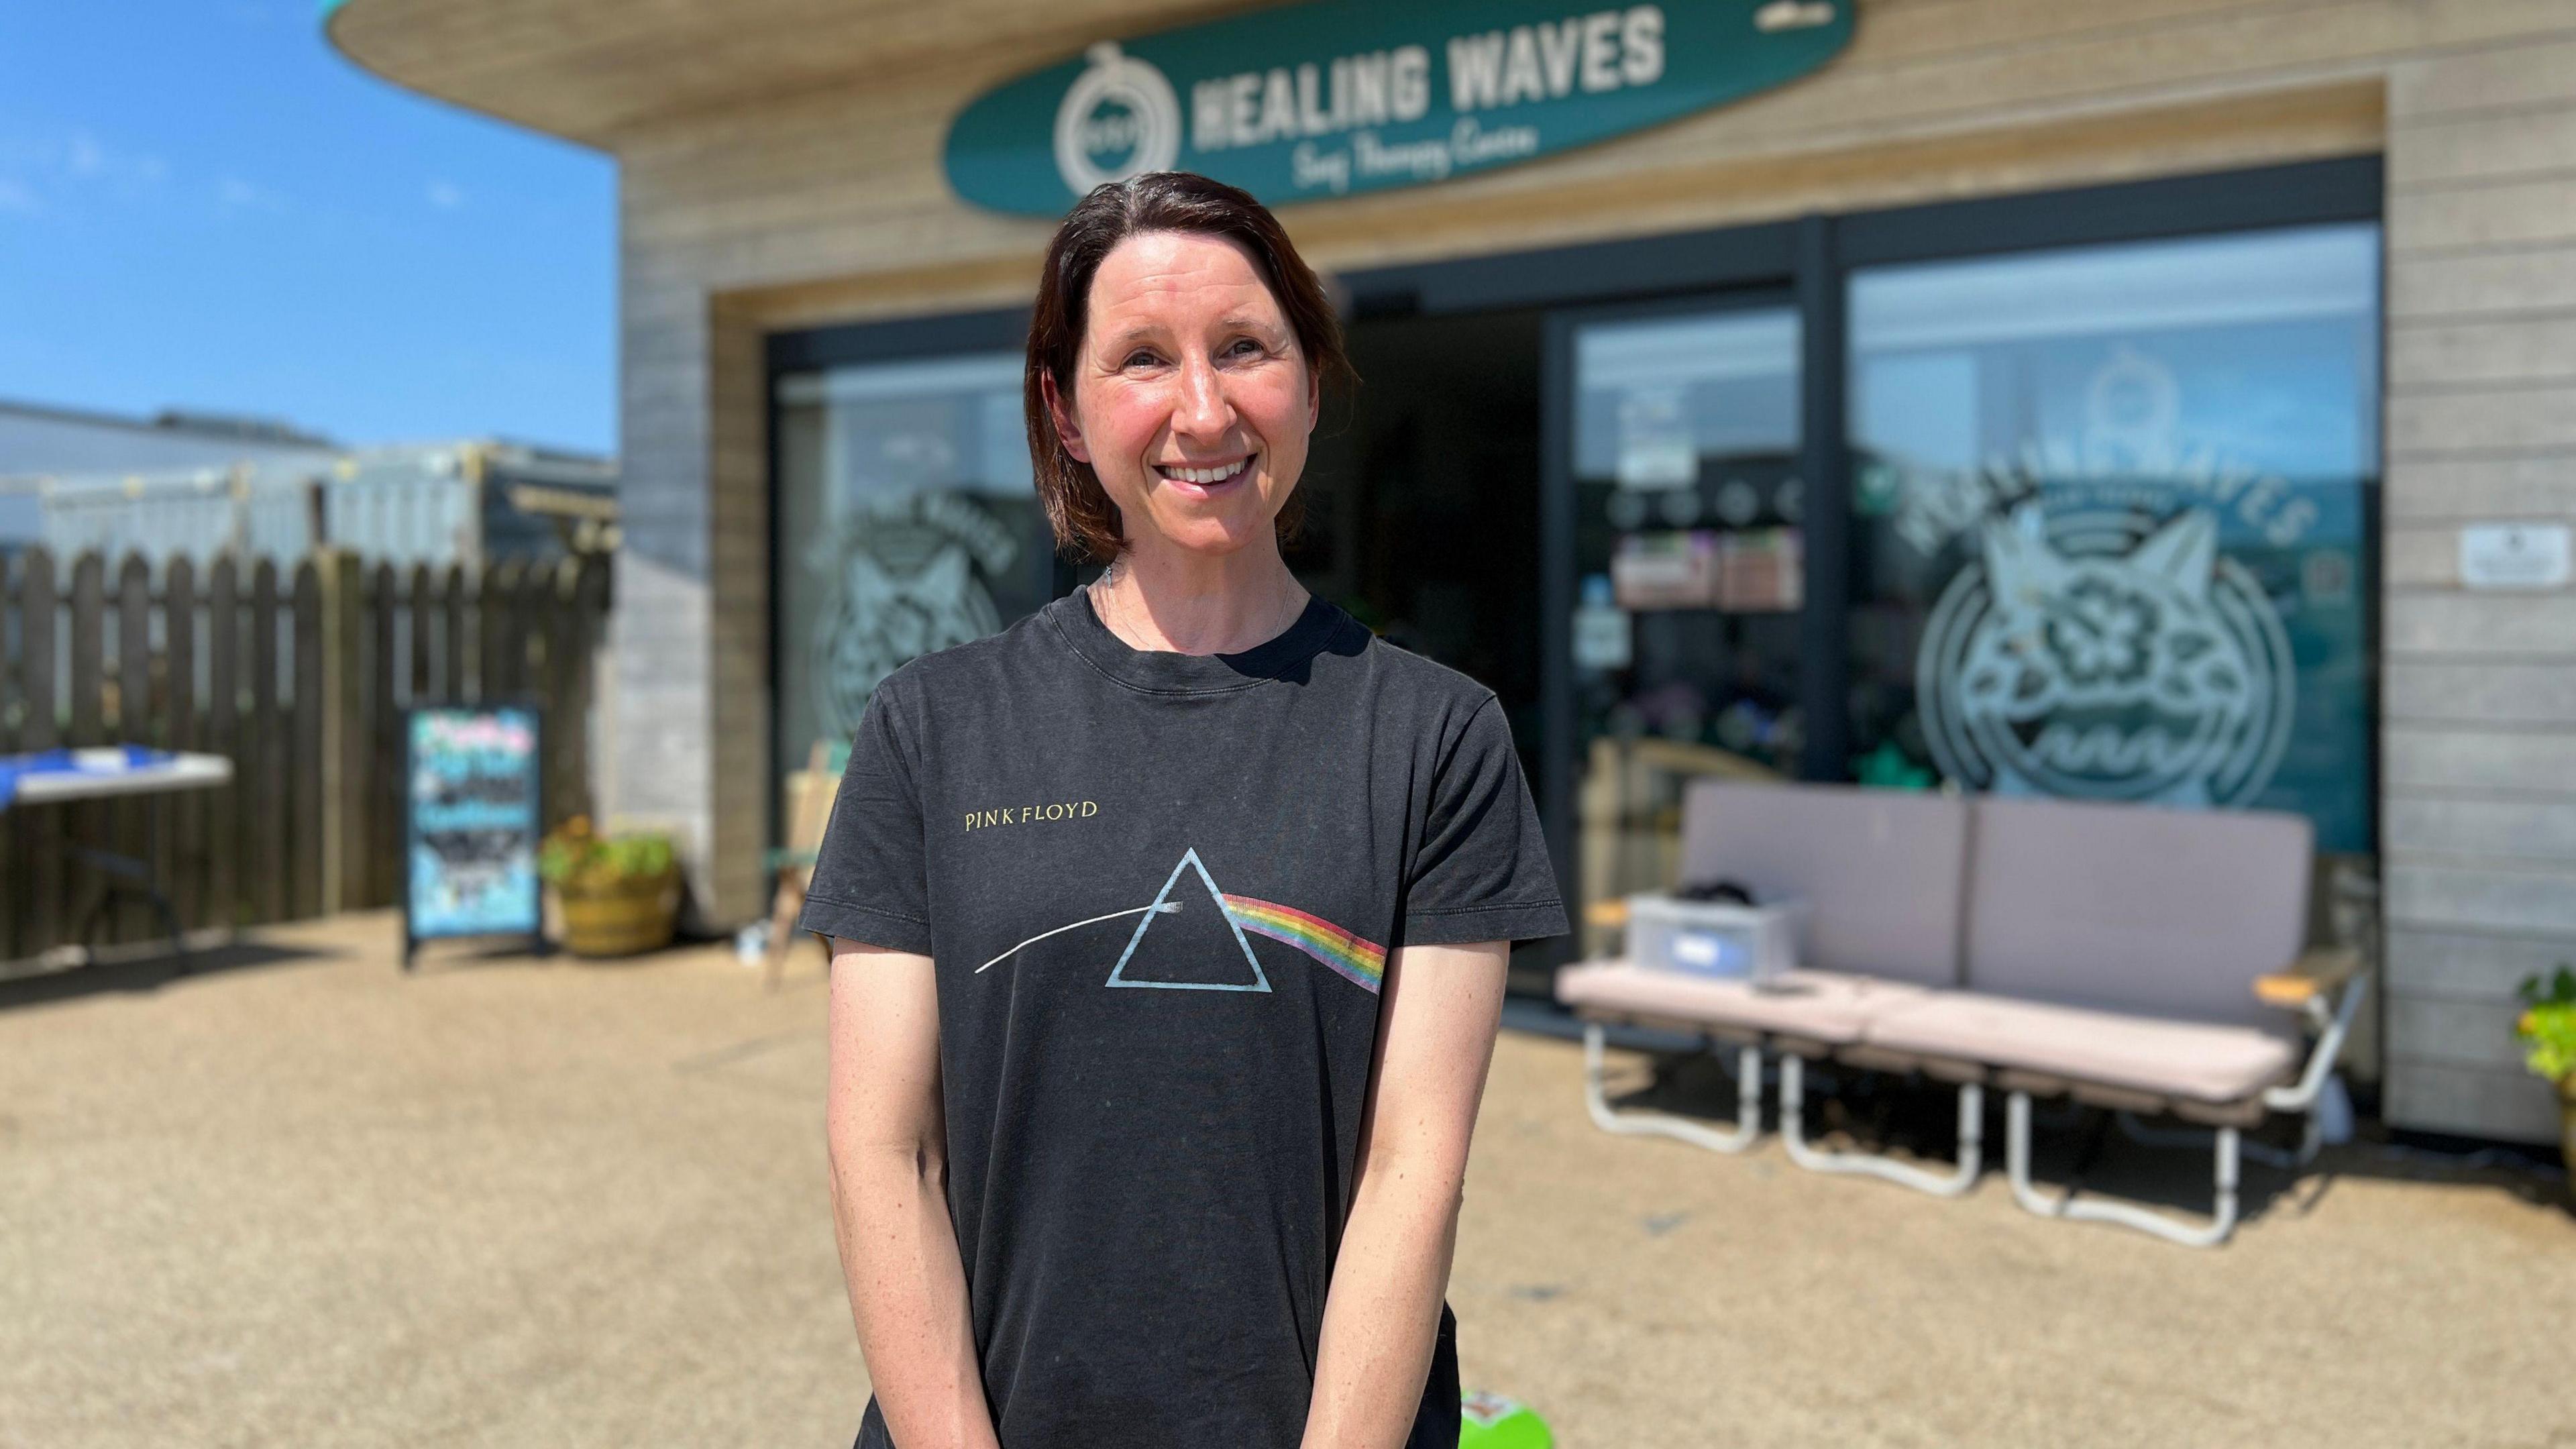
[
  {"left": 2515, "top": 966, "right": 2576, "bottom": 1084},
  {"left": 538, "top": 816, "right": 676, "bottom": 894}
]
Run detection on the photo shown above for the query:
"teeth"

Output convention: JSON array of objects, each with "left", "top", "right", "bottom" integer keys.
[{"left": 1163, "top": 460, "right": 1247, "bottom": 485}]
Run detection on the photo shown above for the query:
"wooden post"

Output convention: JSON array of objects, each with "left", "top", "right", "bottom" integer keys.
[
  {"left": 67, "top": 553, "right": 106, "bottom": 949},
  {"left": 544, "top": 559, "right": 586, "bottom": 830},
  {"left": 317, "top": 549, "right": 364, "bottom": 915},
  {"left": 407, "top": 564, "right": 434, "bottom": 702},
  {"left": 439, "top": 562, "right": 468, "bottom": 705},
  {"left": 166, "top": 555, "right": 200, "bottom": 932},
  {"left": 250, "top": 559, "right": 284, "bottom": 924},
  {"left": 115, "top": 553, "right": 154, "bottom": 944},
  {"left": 480, "top": 559, "right": 523, "bottom": 703},
  {"left": 17, "top": 549, "right": 60, "bottom": 957},
  {"left": 369, "top": 561, "right": 400, "bottom": 909},
  {"left": 207, "top": 556, "right": 239, "bottom": 934},
  {"left": 292, "top": 557, "right": 324, "bottom": 919}
]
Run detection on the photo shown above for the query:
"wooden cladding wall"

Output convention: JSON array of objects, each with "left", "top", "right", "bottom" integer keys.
[{"left": 0, "top": 547, "right": 610, "bottom": 965}]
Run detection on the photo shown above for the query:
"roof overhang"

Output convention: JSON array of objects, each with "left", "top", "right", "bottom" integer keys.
[{"left": 321, "top": 0, "right": 1239, "bottom": 147}]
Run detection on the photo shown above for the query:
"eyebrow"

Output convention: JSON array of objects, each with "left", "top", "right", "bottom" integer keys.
[{"left": 1093, "top": 314, "right": 1285, "bottom": 357}]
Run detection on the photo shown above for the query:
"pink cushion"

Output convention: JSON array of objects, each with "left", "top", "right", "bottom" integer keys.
[
  {"left": 1554, "top": 961, "right": 1930, "bottom": 1044},
  {"left": 1864, "top": 992, "right": 2298, "bottom": 1104}
]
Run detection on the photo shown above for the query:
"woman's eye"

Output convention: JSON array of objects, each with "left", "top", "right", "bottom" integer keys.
[
  {"left": 1227, "top": 337, "right": 1263, "bottom": 358},
  {"left": 1122, "top": 350, "right": 1161, "bottom": 368}
]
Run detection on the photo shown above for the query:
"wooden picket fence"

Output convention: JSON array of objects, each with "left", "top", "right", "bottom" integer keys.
[{"left": 0, "top": 546, "right": 610, "bottom": 965}]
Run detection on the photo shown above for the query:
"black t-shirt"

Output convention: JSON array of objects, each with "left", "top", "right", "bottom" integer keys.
[{"left": 800, "top": 586, "right": 1568, "bottom": 1449}]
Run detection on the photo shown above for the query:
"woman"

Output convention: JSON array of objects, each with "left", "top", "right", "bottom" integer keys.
[{"left": 803, "top": 171, "right": 1566, "bottom": 1449}]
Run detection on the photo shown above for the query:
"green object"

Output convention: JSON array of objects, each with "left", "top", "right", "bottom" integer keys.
[
  {"left": 1459, "top": 1390, "right": 1552, "bottom": 1449},
  {"left": 2515, "top": 965, "right": 2576, "bottom": 1083},
  {"left": 944, "top": 0, "right": 1853, "bottom": 217},
  {"left": 1854, "top": 739, "right": 1936, "bottom": 791},
  {"left": 539, "top": 816, "right": 677, "bottom": 893}
]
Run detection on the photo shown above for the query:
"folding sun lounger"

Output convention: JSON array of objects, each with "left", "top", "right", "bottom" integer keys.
[
  {"left": 1855, "top": 796, "right": 2365, "bottom": 1247},
  {"left": 1559, "top": 782, "right": 2364, "bottom": 1247}
]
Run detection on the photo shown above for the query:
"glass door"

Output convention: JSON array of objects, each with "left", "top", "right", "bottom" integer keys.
[
  {"left": 1549, "top": 296, "right": 1803, "bottom": 959},
  {"left": 772, "top": 353, "right": 1058, "bottom": 791}
]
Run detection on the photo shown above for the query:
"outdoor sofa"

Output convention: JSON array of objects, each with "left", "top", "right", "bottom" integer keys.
[{"left": 1555, "top": 782, "right": 2365, "bottom": 1247}]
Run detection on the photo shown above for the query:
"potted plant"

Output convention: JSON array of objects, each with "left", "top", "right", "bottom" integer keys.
[
  {"left": 2514, "top": 966, "right": 2576, "bottom": 1166},
  {"left": 539, "top": 816, "right": 680, "bottom": 958}
]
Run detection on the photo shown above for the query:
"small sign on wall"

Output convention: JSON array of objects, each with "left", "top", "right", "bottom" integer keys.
[{"left": 2459, "top": 522, "right": 2572, "bottom": 590}]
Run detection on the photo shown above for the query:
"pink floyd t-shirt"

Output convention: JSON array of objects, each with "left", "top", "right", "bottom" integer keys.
[{"left": 800, "top": 585, "right": 1567, "bottom": 1449}]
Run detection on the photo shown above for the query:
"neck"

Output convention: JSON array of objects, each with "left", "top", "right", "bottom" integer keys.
[{"left": 1089, "top": 539, "right": 1309, "bottom": 656}]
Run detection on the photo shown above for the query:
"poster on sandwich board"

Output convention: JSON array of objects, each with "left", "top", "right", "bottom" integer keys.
[{"left": 402, "top": 706, "right": 543, "bottom": 967}]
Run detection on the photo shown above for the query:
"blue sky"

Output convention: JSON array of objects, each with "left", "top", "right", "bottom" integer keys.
[{"left": 0, "top": 3, "right": 615, "bottom": 454}]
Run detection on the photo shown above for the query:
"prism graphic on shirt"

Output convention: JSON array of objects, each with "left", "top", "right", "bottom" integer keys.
[{"left": 975, "top": 847, "right": 1387, "bottom": 995}]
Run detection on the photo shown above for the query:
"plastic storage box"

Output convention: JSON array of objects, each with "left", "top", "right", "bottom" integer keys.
[{"left": 1625, "top": 892, "right": 1809, "bottom": 983}]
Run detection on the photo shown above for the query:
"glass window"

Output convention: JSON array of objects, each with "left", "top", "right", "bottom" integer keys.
[
  {"left": 773, "top": 354, "right": 1055, "bottom": 790},
  {"left": 1847, "top": 223, "right": 2379, "bottom": 850},
  {"left": 1566, "top": 304, "right": 1802, "bottom": 952}
]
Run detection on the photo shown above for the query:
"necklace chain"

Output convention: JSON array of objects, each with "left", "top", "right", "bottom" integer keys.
[{"left": 1091, "top": 558, "right": 1303, "bottom": 653}]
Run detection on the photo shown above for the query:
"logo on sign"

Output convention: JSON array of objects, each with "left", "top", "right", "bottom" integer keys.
[
  {"left": 1055, "top": 43, "right": 1184, "bottom": 193},
  {"left": 946, "top": 0, "right": 1851, "bottom": 215},
  {"left": 1917, "top": 502, "right": 2294, "bottom": 809}
]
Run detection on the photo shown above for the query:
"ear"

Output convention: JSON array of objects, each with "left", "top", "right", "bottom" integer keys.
[
  {"left": 2130, "top": 508, "right": 2216, "bottom": 596},
  {"left": 1040, "top": 369, "right": 1092, "bottom": 466},
  {"left": 1980, "top": 501, "right": 2055, "bottom": 608}
]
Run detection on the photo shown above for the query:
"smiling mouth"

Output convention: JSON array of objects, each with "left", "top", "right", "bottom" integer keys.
[{"left": 1153, "top": 455, "right": 1252, "bottom": 488}]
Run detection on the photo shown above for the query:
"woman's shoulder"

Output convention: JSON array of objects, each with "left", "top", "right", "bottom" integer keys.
[
  {"left": 1338, "top": 621, "right": 1504, "bottom": 729},
  {"left": 865, "top": 605, "right": 1063, "bottom": 713}
]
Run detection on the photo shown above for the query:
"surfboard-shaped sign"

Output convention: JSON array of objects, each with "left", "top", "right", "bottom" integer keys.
[{"left": 944, "top": 0, "right": 1853, "bottom": 217}]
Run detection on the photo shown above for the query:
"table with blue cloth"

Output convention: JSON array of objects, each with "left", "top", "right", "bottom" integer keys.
[{"left": 1, "top": 746, "right": 235, "bottom": 969}]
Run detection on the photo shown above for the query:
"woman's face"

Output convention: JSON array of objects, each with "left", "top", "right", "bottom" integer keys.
[{"left": 1048, "top": 229, "right": 1318, "bottom": 561}]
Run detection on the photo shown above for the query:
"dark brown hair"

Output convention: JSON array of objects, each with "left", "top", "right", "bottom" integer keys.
[{"left": 1025, "top": 171, "right": 1352, "bottom": 564}]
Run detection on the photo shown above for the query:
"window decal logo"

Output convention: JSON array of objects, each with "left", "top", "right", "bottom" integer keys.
[{"left": 1917, "top": 500, "right": 2294, "bottom": 808}]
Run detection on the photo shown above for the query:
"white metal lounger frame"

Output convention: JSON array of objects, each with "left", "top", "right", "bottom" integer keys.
[
  {"left": 1578, "top": 1023, "right": 1986, "bottom": 1190},
  {"left": 1581, "top": 1022, "right": 1764, "bottom": 1154},
  {"left": 1779, "top": 1053, "right": 1983, "bottom": 1197},
  {"left": 2001, "top": 973, "right": 2368, "bottom": 1248}
]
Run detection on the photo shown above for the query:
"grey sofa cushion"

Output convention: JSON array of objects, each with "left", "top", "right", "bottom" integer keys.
[
  {"left": 1556, "top": 960, "right": 1931, "bottom": 1045},
  {"left": 1864, "top": 991, "right": 2299, "bottom": 1104},
  {"left": 1679, "top": 782, "right": 1970, "bottom": 987},
  {"left": 1962, "top": 796, "right": 2312, "bottom": 1032}
]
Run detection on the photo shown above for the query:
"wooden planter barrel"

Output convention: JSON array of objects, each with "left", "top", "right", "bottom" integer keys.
[{"left": 555, "top": 871, "right": 680, "bottom": 958}]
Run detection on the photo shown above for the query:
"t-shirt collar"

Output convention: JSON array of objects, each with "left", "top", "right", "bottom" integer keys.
[{"left": 1046, "top": 584, "right": 1346, "bottom": 694}]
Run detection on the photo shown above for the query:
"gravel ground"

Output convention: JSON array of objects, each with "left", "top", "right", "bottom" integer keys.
[{"left": 1, "top": 913, "right": 2568, "bottom": 1448}]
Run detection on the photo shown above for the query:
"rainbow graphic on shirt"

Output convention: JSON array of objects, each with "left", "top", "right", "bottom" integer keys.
[
  {"left": 1221, "top": 894, "right": 1387, "bottom": 994},
  {"left": 973, "top": 848, "right": 1388, "bottom": 996}
]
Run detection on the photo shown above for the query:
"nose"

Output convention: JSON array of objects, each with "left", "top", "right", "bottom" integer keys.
[{"left": 1171, "top": 350, "right": 1234, "bottom": 443}]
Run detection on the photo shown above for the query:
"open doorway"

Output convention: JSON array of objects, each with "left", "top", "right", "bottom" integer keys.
[
  {"left": 1295, "top": 306, "right": 1550, "bottom": 983},
  {"left": 1297, "top": 306, "right": 1545, "bottom": 761}
]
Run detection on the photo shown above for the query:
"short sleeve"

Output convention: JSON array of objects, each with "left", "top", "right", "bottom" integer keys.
[
  {"left": 1401, "top": 695, "right": 1568, "bottom": 947},
  {"left": 797, "top": 679, "right": 935, "bottom": 955}
]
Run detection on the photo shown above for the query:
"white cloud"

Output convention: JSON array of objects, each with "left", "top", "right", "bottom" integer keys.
[
  {"left": 215, "top": 175, "right": 286, "bottom": 213},
  {"left": 1, "top": 129, "right": 168, "bottom": 211},
  {"left": 426, "top": 180, "right": 466, "bottom": 209}
]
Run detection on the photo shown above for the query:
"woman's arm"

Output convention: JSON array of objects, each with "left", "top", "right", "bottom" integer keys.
[
  {"left": 825, "top": 936, "right": 1001, "bottom": 1449},
  {"left": 1301, "top": 938, "right": 1510, "bottom": 1449}
]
